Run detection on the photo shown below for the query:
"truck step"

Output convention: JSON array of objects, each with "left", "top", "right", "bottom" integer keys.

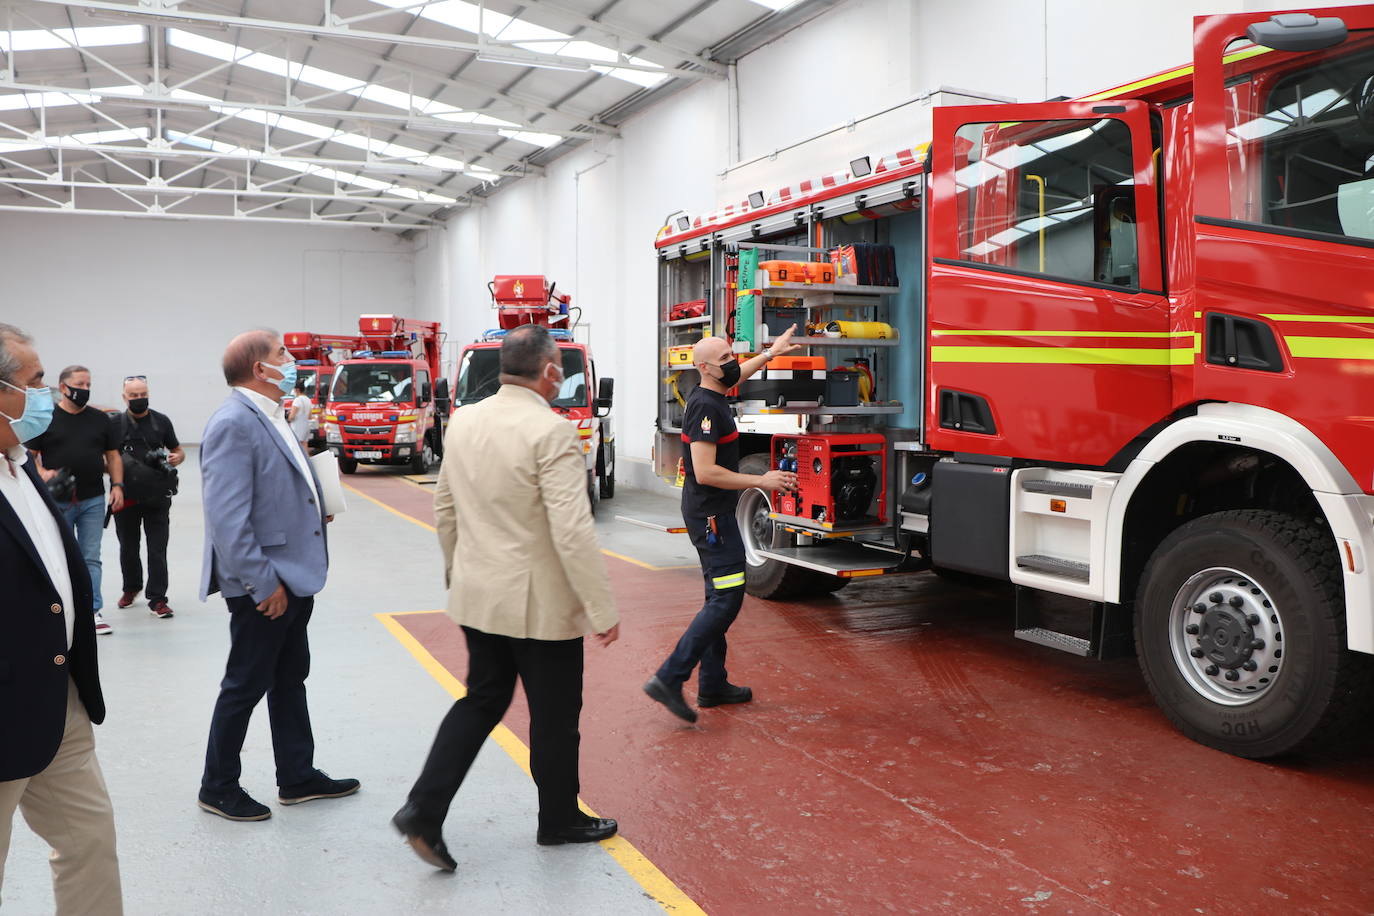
[
  {"left": 1016, "top": 554, "right": 1090, "bottom": 582},
  {"left": 1014, "top": 627, "right": 1092, "bottom": 656},
  {"left": 614, "top": 515, "right": 688, "bottom": 534},
  {"left": 1021, "top": 479, "right": 1094, "bottom": 498},
  {"left": 756, "top": 542, "right": 923, "bottom": 578}
]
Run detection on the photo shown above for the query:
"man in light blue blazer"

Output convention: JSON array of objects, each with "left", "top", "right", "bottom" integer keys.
[{"left": 197, "top": 329, "right": 359, "bottom": 822}]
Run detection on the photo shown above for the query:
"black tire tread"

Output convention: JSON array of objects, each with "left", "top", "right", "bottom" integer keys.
[{"left": 1136, "top": 509, "right": 1374, "bottom": 758}]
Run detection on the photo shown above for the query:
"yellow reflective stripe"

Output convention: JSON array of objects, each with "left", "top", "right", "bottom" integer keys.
[
  {"left": 930, "top": 329, "right": 1192, "bottom": 338},
  {"left": 930, "top": 346, "right": 1194, "bottom": 365},
  {"left": 1284, "top": 337, "right": 1374, "bottom": 360},
  {"left": 1078, "top": 46, "right": 1269, "bottom": 102},
  {"left": 1261, "top": 314, "right": 1374, "bottom": 324},
  {"left": 712, "top": 572, "right": 746, "bottom": 590}
]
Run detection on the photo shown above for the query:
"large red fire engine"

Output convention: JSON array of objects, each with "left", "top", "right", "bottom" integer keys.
[
  {"left": 283, "top": 331, "right": 365, "bottom": 452},
  {"left": 653, "top": 6, "right": 1374, "bottom": 757},
  {"left": 323, "top": 315, "right": 449, "bottom": 474},
  {"left": 452, "top": 275, "right": 615, "bottom": 506}
]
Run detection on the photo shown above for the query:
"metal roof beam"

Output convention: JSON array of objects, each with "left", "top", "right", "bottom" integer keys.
[{"left": 0, "top": 198, "right": 426, "bottom": 229}]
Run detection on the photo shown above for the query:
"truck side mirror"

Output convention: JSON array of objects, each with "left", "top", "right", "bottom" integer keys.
[
  {"left": 420, "top": 381, "right": 432, "bottom": 403},
  {"left": 435, "top": 377, "right": 450, "bottom": 411},
  {"left": 596, "top": 377, "right": 614, "bottom": 415}
]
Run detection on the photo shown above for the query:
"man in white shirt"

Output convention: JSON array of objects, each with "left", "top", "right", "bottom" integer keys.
[
  {"left": 286, "top": 381, "right": 313, "bottom": 450},
  {"left": 197, "top": 329, "right": 356, "bottom": 822},
  {"left": 0, "top": 322, "right": 123, "bottom": 914}
]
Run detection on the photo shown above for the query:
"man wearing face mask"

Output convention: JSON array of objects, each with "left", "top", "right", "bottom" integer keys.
[
  {"left": 197, "top": 329, "right": 357, "bottom": 822},
  {"left": 113, "top": 376, "right": 185, "bottom": 620},
  {"left": 643, "top": 327, "right": 801, "bottom": 724},
  {"left": 27, "top": 365, "right": 124, "bottom": 636},
  {"left": 392, "top": 324, "right": 619, "bottom": 871},
  {"left": 0, "top": 323, "right": 124, "bottom": 914}
]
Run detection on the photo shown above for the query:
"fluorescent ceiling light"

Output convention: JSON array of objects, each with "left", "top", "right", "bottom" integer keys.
[
  {"left": 747, "top": 0, "right": 803, "bottom": 10},
  {"left": 0, "top": 25, "right": 144, "bottom": 53},
  {"left": 476, "top": 47, "right": 590, "bottom": 72}
]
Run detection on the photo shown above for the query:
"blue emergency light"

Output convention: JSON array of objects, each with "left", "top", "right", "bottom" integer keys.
[{"left": 297, "top": 359, "right": 321, "bottom": 365}]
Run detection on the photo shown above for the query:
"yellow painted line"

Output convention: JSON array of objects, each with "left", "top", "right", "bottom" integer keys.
[
  {"left": 1262, "top": 314, "right": 1374, "bottom": 324},
  {"left": 376, "top": 611, "right": 705, "bottom": 915},
  {"left": 345, "top": 483, "right": 696, "bottom": 571},
  {"left": 930, "top": 329, "right": 1191, "bottom": 338},
  {"left": 930, "top": 345, "right": 1194, "bottom": 365},
  {"left": 1284, "top": 337, "right": 1374, "bottom": 360}
]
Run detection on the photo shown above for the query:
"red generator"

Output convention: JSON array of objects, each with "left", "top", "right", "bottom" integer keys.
[{"left": 770, "top": 434, "right": 886, "bottom": 528}]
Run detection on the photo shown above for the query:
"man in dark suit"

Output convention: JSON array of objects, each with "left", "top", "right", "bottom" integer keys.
[
  {"left": 0, "top": 322, "right": 123, "bottom": 914},
  {"left": 198, "top": 329, "right": 358, "bottom": 822}
]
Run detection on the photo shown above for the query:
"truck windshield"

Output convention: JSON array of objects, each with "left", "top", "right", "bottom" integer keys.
[
  {"left": 298, "top": 368, "right": 318, "bottom": 400},
  {"left": 330, "top": 364, "right": 414, "bottom": 404},
  {"left": 454, "top": 346, "right": 588, "bottom": 408}
]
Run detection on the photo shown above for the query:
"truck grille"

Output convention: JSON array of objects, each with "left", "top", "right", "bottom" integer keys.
[{"left": 344, "top": 425, "right": 389, "bottom": 435}]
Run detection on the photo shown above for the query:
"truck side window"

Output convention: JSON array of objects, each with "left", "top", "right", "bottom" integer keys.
[
  {"left": 953, "top": 117, "right": 1140, "bottom": 288},
  {"left": 1224, "top": 38, "right": 1374, "bottom": 242}
]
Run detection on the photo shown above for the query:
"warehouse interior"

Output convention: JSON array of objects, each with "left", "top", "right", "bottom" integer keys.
[{"left": 4, "top": 0, "right": 1374, "bottom": 913}]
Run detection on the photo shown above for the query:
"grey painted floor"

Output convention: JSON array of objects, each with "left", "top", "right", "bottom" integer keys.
[{"left": 5, "top": 449, "right": 689, "bottom": 915}]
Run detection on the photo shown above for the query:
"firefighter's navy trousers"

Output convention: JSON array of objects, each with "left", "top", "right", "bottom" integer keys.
[{"left": 655, "top": 510, "right": 747, "bottom": 694}]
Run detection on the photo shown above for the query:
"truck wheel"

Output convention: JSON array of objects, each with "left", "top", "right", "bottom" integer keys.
[
  {"left": 1134, "top": 509, "right": 1373, "bottom": 758},
  {"left": 339, "top": 457, "right": 358, "bottom": 475},
  {"left": 598, "top": 442, "right": 616, "bottom": 499},
  {"left": 587, "top": 469, "right": 598, "bottom": 512},
  {"left": 736, "top": 453, "right": 848, "bottom": 599},
  {"left": 410, "top": 438, "right": 434, "bottom": 474}
]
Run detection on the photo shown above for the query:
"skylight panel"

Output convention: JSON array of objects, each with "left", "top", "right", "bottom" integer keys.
[
  {"left": 0, "top": 25, "right": 144, "bottom": 53},
  {"left": 0, "top": 89, "right": 94, "bottom": 112},
  {"left": 746, "top": 0, "right": 803, "bottom": 10},
  {"left": 499, "top": 129, "right": 562, "bottom": 149}
]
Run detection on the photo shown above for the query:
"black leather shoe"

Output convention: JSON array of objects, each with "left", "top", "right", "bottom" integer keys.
[
  {"left": 537, "top": 814, "right": 618, "bottom": 846},
  {"left": 198, "top": 788, "right": 271, "bottom": 822},
  {"left": 392, "top": 803, "right": 457, "bottom": 872},
  {"left": 643, "top": 676, "right": 697, "bottom": 723},
  {"left": 278, "top": 769, "right": 361, "bottom": 805},
  {"left": 698, "top": 684, "right": 753, "bottom": 708}
]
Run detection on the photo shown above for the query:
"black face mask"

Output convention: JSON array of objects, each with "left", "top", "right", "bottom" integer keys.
[
  {"left": 128, "top": 397, "right": 149, "bottom": 414},
  {"left": 714, "top": 358, "right": 741, "bottom": 388},
  {"left": 65, "top": 386, "right": 90, "bottom": 408}
]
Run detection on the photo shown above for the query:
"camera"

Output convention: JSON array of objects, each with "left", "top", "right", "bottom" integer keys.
[
  {"left": 44, "top": 468, "right": 76, "bottom": 503},
  {"left": 144, "top": 447, "right": 177, "bottom": 476}
]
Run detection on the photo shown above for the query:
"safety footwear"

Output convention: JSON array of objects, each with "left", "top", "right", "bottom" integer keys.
[
  {"left": 149, "top": 599, "right": 174, "bottom": 619},
  {"left": 198, "top": 788, "right": 271, "bottom": 822},
  {"left": 392, "top": 803, "right": 457, "bottom": 872},
  {"left": 698, "top": 684, "right": 753, "bottom": 708},
  {"left": 643, "top": 676, "right": 697, "bottom": 723},
  {"left": 117, "top": 590, "right": 139, "bottom": 609},
  {"left": 278, "top": 770, "right": 360, "bottom": 805},
  {"left": 537, "top": 814, "right": 618, "bottom": 846},
  {"left": 94, "top": 613, "right": 112, "bottom": 635}
]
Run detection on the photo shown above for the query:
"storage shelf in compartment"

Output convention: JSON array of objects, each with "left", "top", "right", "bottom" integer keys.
[
  {"left": 768, "top": 512, "right": 889, "bottom": 538},
  {"left": 663, "top": 364, "right": 699, "bottom": 372},
  {"left": 762, "top": 335, "right": 900, "bottom": 348},
  {"left": 747, "top": 403, "right": 905, "bottom": 416},
  {"left": 666, "top": 316, "right": 712, "bottom": 327},
  {"left": 754, "top": 278, "right": 900, "bottom": 297}
]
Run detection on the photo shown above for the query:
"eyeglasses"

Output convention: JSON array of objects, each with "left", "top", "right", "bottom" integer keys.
[{"left": 124, "top": 375, "right": 147, "bottom": 382}]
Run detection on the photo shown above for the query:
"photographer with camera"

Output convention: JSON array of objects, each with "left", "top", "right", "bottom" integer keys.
[
  {"left": 113, "top": 375, "right": 184, "bottom": 620},
  {"left": 27, "top": 364, "right": 124, "bottom": 636}
]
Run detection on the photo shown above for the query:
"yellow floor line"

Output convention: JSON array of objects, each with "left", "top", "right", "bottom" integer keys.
[
  {"left": 344, "top": 483, "right": 699, "bottom": 573},
  {"left": 376, "top": 611, "right": 706, "bottom": 916}
]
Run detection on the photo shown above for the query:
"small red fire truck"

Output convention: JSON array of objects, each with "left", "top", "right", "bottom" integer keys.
[
  {"left": 283, "top": 332, "right": 365, "bottom": 452},
  {"left": 323, "top": 315, "right": 449, "bottom": 474},
  {"left": 653, "top": 6, "right": 1374, "bottom": 757},
  {"left": 452, "top": 275, "right": 615, "bottom": 506}
]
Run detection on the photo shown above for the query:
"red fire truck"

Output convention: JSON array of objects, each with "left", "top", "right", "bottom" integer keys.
[
  {"left": 323, "top": 315, "right": 450, "bottom": 474},
  {"left": 283, "top": 331, "right": 365, "bottom": 452},
  {"left": 653, "top": 6, "right": 1374, "bottom": 757},
  {"left": 452, "top": 275, "right": 615, "bottom": 506}
]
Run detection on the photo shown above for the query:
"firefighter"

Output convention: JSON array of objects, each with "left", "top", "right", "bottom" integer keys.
[{"left": 643, "top": 328, "right": 801, "bottom": 723}]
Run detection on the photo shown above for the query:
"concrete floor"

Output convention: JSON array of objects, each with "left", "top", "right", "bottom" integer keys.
[{"left": 4, "top": 450, "right": 671, "bottom": 916}]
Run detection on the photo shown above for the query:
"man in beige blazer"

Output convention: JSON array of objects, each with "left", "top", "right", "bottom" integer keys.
[{"left": 392, "top": 324, "right": 620, "bottom": 872}]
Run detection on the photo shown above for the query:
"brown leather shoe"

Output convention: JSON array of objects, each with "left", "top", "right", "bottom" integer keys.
[{"left": 117, "top": 590, "right": 139, "bottom": 609}]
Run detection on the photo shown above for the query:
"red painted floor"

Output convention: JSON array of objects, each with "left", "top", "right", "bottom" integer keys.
[{"left": 351, "top": 469, "right": 1374, "bottom": 915}]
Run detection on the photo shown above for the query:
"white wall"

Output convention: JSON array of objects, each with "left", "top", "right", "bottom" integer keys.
[
  {"left": 2, "top": 211, "right": 421, "bottom": 440},
  {"left": 415, "top": 0, "right": 1371, "bottom": 479}
]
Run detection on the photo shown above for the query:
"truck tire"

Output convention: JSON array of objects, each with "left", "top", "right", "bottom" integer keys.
[
  {"left": 1134, "top": 509, "right": 1374, "bottom": 758},
  {"left": 410, "top": 436, "right": 434, "bottom": 474},
  {"left": 339, "top": 456, "right": 358, "bottom": 475},
  {"left": 587, "top": 469, "right": 598, "bottom": 513},
  {"left": 598, "top": 441, "right": 616, "bottom": 499},
  {"left": 736, "top": 453, "right": 848, "bottom": 599}
]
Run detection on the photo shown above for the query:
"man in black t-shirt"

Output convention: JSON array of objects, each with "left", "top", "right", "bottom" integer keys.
[
  {"left": 26, "top": 365, "right": 124, "bottom": 635},
  {"left": 113, "top": 376, "right": 185, "bottom": 619},
  {"left": 644, "top": 328, "right": 801, "bottom": 723}
]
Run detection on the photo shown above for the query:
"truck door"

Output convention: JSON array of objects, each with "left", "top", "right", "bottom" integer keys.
[
  {"left": 927, "top": 100, "right": 1173, "bottom": 467},
  {"left": 1191, "top": 9, "right": 1374, "bottom": 489}
]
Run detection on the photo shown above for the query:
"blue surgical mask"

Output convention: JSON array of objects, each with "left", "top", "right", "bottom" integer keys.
[
  {"left": 0, "top": 378, "right": 56, "bottom": 442},
  {"left": 260, "top": 359, "right": 298, "bottom": 397}
]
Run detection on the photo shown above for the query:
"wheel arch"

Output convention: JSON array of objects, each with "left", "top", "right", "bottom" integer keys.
[{"left": 1103, "top": 403, "right": 1374, "bottom": 653}]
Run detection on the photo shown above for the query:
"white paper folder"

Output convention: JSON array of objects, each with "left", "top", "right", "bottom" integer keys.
[{"left": 309, "top": 450, "right": 349, "bottom": 516}]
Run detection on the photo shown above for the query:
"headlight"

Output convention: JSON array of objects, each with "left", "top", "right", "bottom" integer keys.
[
  {"left": 309, "top": 416, "right": 319, "bottom": 431},
  {"left": 395, "top": 421, "right": 417, "bottom": 443},
  {"left": 324, "top": 422, "right": 341, "bottom": 443}
]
